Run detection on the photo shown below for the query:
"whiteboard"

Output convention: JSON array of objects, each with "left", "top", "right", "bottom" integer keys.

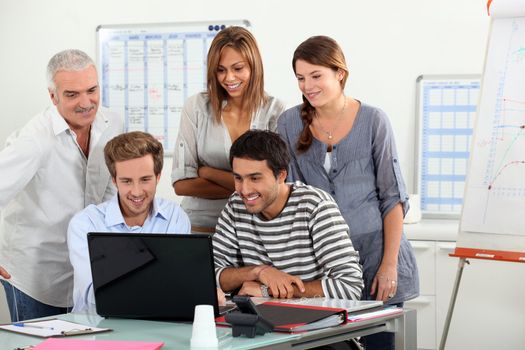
[
  {"left": 458, "top": 15, "right": 525, "bottom": 252},
  {"left": 96, "top": 20, "right": 250, "bottom": 154},
  {"left": 415, "top": 75, "right": 480, "bottom": 218}
]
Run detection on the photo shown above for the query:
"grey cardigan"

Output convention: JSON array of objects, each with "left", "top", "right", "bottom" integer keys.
[{"left": 277, "top": 102, "right": 419, "bottom": 304}]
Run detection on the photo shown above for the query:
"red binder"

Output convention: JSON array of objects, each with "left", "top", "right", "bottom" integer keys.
[{"left": 255, "top": 301, "right": 347, "bottom": 332}]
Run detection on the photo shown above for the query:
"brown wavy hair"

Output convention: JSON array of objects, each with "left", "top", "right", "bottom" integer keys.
[
  {"left": 292, "top": 36, "right": 348, "bottom": 152},
  {"left": 207, "top": 26, "right": 267, "bottom": 123},
  {"left": 104, "top": 131, "right": 164, "bottom": 178}
]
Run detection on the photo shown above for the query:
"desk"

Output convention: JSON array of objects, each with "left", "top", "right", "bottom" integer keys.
[{"left": 2, "top": 310, "right": 416, "bottom": 350}]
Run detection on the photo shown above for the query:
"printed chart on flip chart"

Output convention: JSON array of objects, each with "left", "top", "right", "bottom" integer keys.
[
  {"left": 97, "top": 21, "right": 248, "bottom": 153},
  {"left": 461, "top": 17, "right": 525, "bottom": 236},
  {"left": 417, "top": 76, "right": 480, "bottom": 216}
]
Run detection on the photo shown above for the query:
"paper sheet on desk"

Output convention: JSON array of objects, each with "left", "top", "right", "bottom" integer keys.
[
  {"left": 347, "top": 307, "right": 403, "bottom": 322},
  {"left": 0, "top": 319, "right": 110, "bottom": 337}
]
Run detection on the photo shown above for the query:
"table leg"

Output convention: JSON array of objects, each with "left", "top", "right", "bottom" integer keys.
[{"left": 391, "top": 309, "right": 417, "bottom": 350}]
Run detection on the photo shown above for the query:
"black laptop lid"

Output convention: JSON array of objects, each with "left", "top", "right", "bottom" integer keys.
[{"left": 87, "top": 232, "right": 219, "bottom": 321}]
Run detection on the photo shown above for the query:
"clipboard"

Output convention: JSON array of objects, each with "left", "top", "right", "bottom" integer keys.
[{"left": 0, "top": 319, "right": 112, "bottom": 338}]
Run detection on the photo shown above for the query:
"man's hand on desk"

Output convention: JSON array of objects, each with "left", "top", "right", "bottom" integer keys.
[
  {"left": 0, "top": 266, "right": 10, "bottom": 279},
  {"left": 238, "top": 281, "right": 264, "bottom": 297},
  {"left": 217, "top": 288, "right": 226, "bottom": 306},
  {"left": 258, "top": 266, "right": 305, "bottom": 299}
]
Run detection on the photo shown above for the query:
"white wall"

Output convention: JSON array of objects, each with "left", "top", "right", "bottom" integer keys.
[
  {"left": 1, "top": 0, "right": 505, "bottom": 346},
  {"left": 0, "top": 0, "right": 489, "bottom": 199}
]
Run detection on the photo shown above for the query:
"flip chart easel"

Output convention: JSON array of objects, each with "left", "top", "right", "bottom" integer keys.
[
  {"left": 439, "top": 1, "right": 525, "bottom": 349},
  {"left": 439, "top": 249, "right": 525, "bottom": 350}
]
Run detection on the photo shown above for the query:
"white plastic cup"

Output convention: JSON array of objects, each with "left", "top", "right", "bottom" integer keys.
[{"left": 190, "top": 305, "right": 218, "bottom": 348}]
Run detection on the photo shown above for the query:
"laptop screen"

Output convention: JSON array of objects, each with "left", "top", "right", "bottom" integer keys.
[{"left": 87, "top": 232, "right": 219, "bottom": 321}]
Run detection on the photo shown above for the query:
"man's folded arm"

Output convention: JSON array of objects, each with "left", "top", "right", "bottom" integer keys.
[
  {"left": 217, "top": 265, "right": 268, "bottom": 292},
  {"left": 322, "top": 264, "right": 364, "bottom": 300}
]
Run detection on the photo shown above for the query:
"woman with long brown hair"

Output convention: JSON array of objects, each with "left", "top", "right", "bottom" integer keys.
[
  {"left": 278, "top": 36, "right": 418, "bottom": 350},
  {"left": 172, "top": 27, "right": 284, "bottom": 233}
]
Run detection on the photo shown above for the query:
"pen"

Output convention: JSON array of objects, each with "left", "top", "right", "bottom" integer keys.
[
  {"left": 13, "top": 323, "right": 54, "bottom": 330},
  {"left": 14, "top": 346, "right": 34, "bottom": 350}
]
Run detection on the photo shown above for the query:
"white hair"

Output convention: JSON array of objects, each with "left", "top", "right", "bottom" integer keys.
[{"left": 46, "top": 49, "right": 95, "bottom": 91}]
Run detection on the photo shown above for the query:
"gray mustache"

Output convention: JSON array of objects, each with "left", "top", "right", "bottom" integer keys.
[{"left": 75, "top": 105, "right": 95, "bottom": 113}]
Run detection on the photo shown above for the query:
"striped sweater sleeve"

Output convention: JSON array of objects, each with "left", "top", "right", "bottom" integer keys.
[
  {"left": 212, "top": 202, "right": 242, "bottom": 286},
  {"left": 310, "top": 200, "right": 364, "bottom": 300}
]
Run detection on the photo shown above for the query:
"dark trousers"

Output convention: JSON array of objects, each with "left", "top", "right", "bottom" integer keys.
[
  {"left": 361, "top": 302, "right": 404, "bottom": 350},
  {"left": 1, "top": 280, "right": 70, "bottom": 322}
]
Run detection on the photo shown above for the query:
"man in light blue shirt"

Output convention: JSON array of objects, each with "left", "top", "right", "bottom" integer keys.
[{"left": 67, "top": 131, "right": 191, "bottom": 312}]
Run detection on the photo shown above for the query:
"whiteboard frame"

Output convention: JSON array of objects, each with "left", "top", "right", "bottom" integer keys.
[
  {"left": 457, "top": 16, "right": 525, "bottom": 252},
  {"left": 96, "top": 20, "right": 250, "bottom": 155}
]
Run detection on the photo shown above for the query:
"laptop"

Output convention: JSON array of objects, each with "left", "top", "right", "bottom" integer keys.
[{"left": 87, "top": 232, "right": 231, "bottom": 321}]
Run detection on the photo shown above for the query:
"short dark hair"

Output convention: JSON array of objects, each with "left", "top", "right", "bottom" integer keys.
[
  {"left": 229, "top": 130, "right": 290, "bottom": 178},
  {"left": 104, "top": 131, "right": 164, "bottom": 178}
]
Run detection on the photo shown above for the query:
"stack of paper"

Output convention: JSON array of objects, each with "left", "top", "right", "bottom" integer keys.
[
  {"left": 347, "top": 307, "right": 403, "bottom": 322},
  {"left": 252, "top": 297, "right": 383, "bottom": 313}
]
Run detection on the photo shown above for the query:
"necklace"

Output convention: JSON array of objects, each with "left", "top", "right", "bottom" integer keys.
[{"left": 314, "top": 96, "right": 347, "bottom": 140}]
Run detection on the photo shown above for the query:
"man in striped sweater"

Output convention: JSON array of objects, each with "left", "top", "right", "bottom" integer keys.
[{"left": 213, "top": 130, "right": 364, "bottom": 300}]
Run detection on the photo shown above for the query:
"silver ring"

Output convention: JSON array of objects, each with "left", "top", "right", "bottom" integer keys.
[{"left": 388, "top": 293, "right": 394, "bottom": 298}]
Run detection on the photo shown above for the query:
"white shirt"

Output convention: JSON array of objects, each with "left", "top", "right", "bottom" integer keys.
[
  {"left": 0, "top": 106, "right": 123, "bottom": 307},
  {"left": 171, "top": 92, "right": 285, "bottom": 228},
  {"left": 67, "top": 195, "right": 191, "bottom": 312},
  {"left": 324, "top": 152, "right": 332, "bottom": 174}
]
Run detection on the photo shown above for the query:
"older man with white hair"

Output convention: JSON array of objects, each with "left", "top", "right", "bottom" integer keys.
[{"left": 0, "top": 49, "right": 123, "bottom": 321}]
